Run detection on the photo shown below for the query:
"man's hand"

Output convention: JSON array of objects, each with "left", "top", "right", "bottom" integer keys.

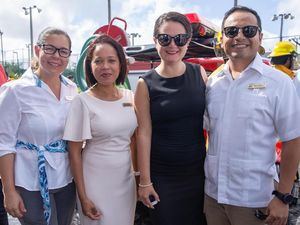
[
  {"left": 4, "top": 189, "right": 26, "bottom": 218},
  {"left": 265, "top": 197, "right": 288, "bottom": 225}
]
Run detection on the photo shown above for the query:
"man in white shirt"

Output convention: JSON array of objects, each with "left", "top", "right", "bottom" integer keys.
[{"left": 204, "top": 6, "right": 300, "bottom": 225}]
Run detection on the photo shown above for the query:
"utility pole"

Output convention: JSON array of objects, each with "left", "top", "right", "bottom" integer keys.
[
  {"left": 130, "top": 33, "right": 141, "bottom": 46},
  {"left": 22, "top": 5, "right": 42, "bottom": 60},
  {"left": 272, "top": 13, "right": 295, "bottom": 41},
  {"left": 26, "top": 44, "right": 31, "bottom": 67},
  {"left": 13, "top": 51, "right": 19, "bottom": 74},
  {"left": 108, "top": 0, "right": 111, "bottom": 23}
]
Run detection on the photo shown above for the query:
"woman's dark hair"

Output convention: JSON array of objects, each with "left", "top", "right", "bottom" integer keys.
[
  {"left": 36, "top": 27, "right": 72, "bottom": 49},
  {"left": 153, "top": 11, "right": 192, "bottom": 37},
  {"left": 221, "top": 6, "right": 262, "bottom": 31},
  {"left": 84, "top": 34, "right": 127, "bottom": 87}
]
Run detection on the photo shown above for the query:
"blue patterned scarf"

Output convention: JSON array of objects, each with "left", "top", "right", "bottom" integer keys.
[{"left": 16, "top": 139, "right": 67, "bottom": 225}]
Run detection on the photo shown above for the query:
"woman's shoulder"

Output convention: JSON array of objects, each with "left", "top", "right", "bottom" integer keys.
[
  {"left": 185, "top": 62, "right": 207, "bottom": 84},
  {"left": 185, "top": 62, "right": 199, "bottom": 71},
  {"left": 71, "top": 91, "right": 90, "bottom": 104},
  {"left": 141, "top": 69, "right": 156, "bottom": 79},
  {"left": 68, "top": 92, "right": 93, "bottom": 114}
]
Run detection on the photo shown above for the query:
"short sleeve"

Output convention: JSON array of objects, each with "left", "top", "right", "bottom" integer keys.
[
  {"left": 275, "top": 78, "right": 300, "bottom": 141},
  {"left": 63, "top": 94, "right": 92, "bottom": 141},
  {"left": 0, "top": 84, "right": 21, "bottom": 156}
]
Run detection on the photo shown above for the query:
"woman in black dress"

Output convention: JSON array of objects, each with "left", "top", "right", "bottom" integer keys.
[{"left": 135, "top": 11, "right": 207, "bottom": 225}]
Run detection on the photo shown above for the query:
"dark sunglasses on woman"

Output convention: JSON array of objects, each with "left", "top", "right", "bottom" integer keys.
[
  {"left": 156, "top": 33, "right": 190, "bottom": 47},
  {"left": 223, "top": 25, "right": 261, "bottom": 38}
]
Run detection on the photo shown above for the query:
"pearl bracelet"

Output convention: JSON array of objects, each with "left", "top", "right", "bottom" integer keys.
[{"left": 138, "top": 182, "right": 153, "bottom": 188}]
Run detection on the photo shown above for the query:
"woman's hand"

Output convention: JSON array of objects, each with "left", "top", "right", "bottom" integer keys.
[
  {"left": 4, "top": 189, "right": 26, "bottom": 218},
  {"left": 138, "top": 185, "right": 160, "bottom": 209},
  {"left": 81, "top": 198, "right": 102, "bottom": 220}
]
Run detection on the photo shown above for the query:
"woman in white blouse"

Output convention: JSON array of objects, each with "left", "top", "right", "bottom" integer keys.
[{"left": 0, "top": 27, "right": 78, "bottom": 225}]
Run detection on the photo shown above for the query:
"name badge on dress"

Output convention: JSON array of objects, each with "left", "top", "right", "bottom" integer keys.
[
  {"left": 123, "top": 102, "right": 133, "bottom": 107},
  {"left": 248, "top": 83, "right": 266, "bottom": 89}
]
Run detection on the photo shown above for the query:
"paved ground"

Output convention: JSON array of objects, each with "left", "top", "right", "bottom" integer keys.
[
  {"left": 7, "top": 203, "right": 300, "bottom": 225},
  {"left": 289, "top": 204, "right": 300, "bottom": 225},
  {"left": 8, "top": 213, "right": 80, "bottom": 225}
]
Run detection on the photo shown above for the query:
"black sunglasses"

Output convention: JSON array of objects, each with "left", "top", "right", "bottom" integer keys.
[
  {"left": 156, "top": 33, "right": 190, "bottom": 47},
  {"left": 254, "top": 209, "right": 268, "bottom": 220},
  {"left": 39, "top": 44, "right": 72, "bottom": 58},
  {"left": 223, "top": 25, "right": 261, "bottom": 38}
]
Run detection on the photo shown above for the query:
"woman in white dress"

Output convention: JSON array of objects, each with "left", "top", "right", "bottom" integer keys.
[{"left": 63, "top": 34, "right": 137, "bottom": 225}]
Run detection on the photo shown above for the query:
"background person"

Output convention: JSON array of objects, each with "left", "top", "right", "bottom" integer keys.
[
  {"left": 0, "top": 27, "right": 77, "bottom": 225},
  {"left": 269, "top": 41, "right": 298, "bottom": 79},
  {"left": 63, "top": 34, "right": 137, "bottom": 225},
  {"left": 135, "top": 11, "right": 207, "bottom": 225},
  {"left": 204, "top": 6, "right": 300, "bottom": 225}
]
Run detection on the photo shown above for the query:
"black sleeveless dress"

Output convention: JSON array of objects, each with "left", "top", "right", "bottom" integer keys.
[{"left": 141, "top": 63, "right": 206, "bottom": 225}]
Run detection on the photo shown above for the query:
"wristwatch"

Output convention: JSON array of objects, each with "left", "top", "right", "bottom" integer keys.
[{"left": 272, "top": 190, "right": 293, "bottom": 204}]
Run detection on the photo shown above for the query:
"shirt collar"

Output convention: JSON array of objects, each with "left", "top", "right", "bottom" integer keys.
[
  {"left": 221, "top": 53, "right": 264, "bottom": 78},
  {"left": 22, "top": 68, "right": 70, "bottom": 87},
  {"left": 59, "top": 75, "right": 69, "bottom": 86}
]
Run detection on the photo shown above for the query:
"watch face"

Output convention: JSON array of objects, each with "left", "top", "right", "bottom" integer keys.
[{"left": 283, "top": 194, "right": 294, "bottom": 204}]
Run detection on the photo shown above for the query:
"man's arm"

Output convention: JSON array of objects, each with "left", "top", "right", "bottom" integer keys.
[
  {"left": 279, "top": 137, "right": 300, "bottom": 193},
  {"left": 266, "top": 137, "right": 300, "bottom": 225}
]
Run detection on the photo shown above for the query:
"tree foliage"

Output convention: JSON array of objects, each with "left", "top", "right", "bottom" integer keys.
[{"left": 4, "top": 62, "right": 25, "bottom": 79}]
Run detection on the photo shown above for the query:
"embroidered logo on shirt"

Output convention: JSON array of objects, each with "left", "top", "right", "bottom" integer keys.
[
  {"left": 123, "top": 102, "right": 133, "bottom": 107},
  {"left": 248, "top": 83, "right": 266, "bottom": 89}
]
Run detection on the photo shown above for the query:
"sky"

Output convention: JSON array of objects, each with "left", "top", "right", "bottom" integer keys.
[{"left": 1, "top": 0, "right": 300, "bottom": 67}]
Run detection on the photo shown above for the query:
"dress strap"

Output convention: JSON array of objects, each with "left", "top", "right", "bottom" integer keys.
[{"left": 15, "top": 139, "right": 67, "bottom": 225}]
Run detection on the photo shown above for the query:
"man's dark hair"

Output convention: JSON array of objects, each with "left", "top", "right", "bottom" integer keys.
[
  {"left": 221, "top": 5, "right": 262, "bottom": 31},
  {"left": 270, "top": 55, "right": 291, "bottom": 65}
]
